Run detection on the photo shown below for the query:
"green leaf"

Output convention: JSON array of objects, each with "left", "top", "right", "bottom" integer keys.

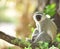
[
  {"left": 31, "top": 27, "right": 34, "bottom": 33},
  {"left": 56, "top": 33, "right": 60, "bottom": 42},
  {"left": 24, "top": 46, "right": 32, "bottom": 49},
  {"left": 44, "top": 3, "right": 56, "bottom": 18},
  {"left": 8, "top": 47, "right": 13, "bottom": 49},
  {"left": 58, "top": 44, "right": 60, "bottom": 49},
  {"left": 37, "top": 41, "right": 49, "bottom": 49}
]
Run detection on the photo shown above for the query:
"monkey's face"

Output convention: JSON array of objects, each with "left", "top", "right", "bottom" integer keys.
[
  {"left": 35, "top": 14, "right": 42, "bottom": 21},
  {"left": 33, "top": 12, "right": 46, "bottom": 23}
]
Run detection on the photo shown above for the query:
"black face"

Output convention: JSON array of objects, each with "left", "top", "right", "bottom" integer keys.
[{"left": 36, "top": 14, "right": 42, "bottom": 21}]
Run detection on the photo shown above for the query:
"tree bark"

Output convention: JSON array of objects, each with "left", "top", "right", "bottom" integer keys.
[
  {"left": 53, "top": 0, "right": 60, "bottom": 32},
  {"left": 0, "top": 31, "right": 28, "bottom": 48}
]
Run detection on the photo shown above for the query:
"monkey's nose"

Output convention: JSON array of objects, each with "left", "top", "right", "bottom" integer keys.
[{"left": 36, "top": 14, "right": 42, "bottom": 21}]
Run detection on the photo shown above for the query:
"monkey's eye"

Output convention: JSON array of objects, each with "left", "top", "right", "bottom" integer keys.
[{"left": 36, "top": 14, "right": 42, "bottom": 21}]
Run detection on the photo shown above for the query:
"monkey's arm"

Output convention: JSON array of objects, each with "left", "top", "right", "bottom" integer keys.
[{"left": 32, "top": 29, "right": 52, "bottom": 43}]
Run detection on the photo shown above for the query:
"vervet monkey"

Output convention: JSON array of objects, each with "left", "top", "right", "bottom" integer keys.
[{"left": 32, "top": 12, "right": 57, "bottom": 43}]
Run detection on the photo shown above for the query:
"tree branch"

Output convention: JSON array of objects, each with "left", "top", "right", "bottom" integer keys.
[{"left": 0, "top": 31, "right": 28, "bottom": 48}]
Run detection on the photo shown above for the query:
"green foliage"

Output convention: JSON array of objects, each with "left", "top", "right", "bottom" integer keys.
[
  {"left": 24, "top": 41, "right": 49, "bottom": 49},
  {"left": 31, "top": 27, "right": 34, "bottom": 33},
  {"left": 11, "top": 38, "right": 32, "bottom": 49},
  {"left": 44, "top": 3, "right": 56, "bottom": 17},
  {"left": 55, "top": 33, "right": 60, "bottom": 42},
  {"left": 28, "top": 31, "right": 60, "bottom": 48},
  {"left": 35, "top": 47, "right": 39, "bottom": 49},
  {"left": 58, "top": 43, "right": 60, "bottom": 49},
  {"left": 8, "top": 47, "right": 13, "bottom": 49},
  {"left": 24, "top": 46, "right": 32, "bottom": 49},
  {"left": 28, "top": 24, "right": 35, "bottom": 39},
  {"left": 28, "top": 24, "right": 35, "bottom": 33},
  {"left": 49, "top": 45, "right": 58, "bottom": 49},
  {"left": 37, "top": 41, "right": 49, "bottom": 49},
  {"left": 11, "top": 38, "right": 31, "bottom": 46}
]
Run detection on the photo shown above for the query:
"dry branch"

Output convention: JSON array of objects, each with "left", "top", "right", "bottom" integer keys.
[{"left": 0, "top": 31, "right": 28, "bottom": 48}]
